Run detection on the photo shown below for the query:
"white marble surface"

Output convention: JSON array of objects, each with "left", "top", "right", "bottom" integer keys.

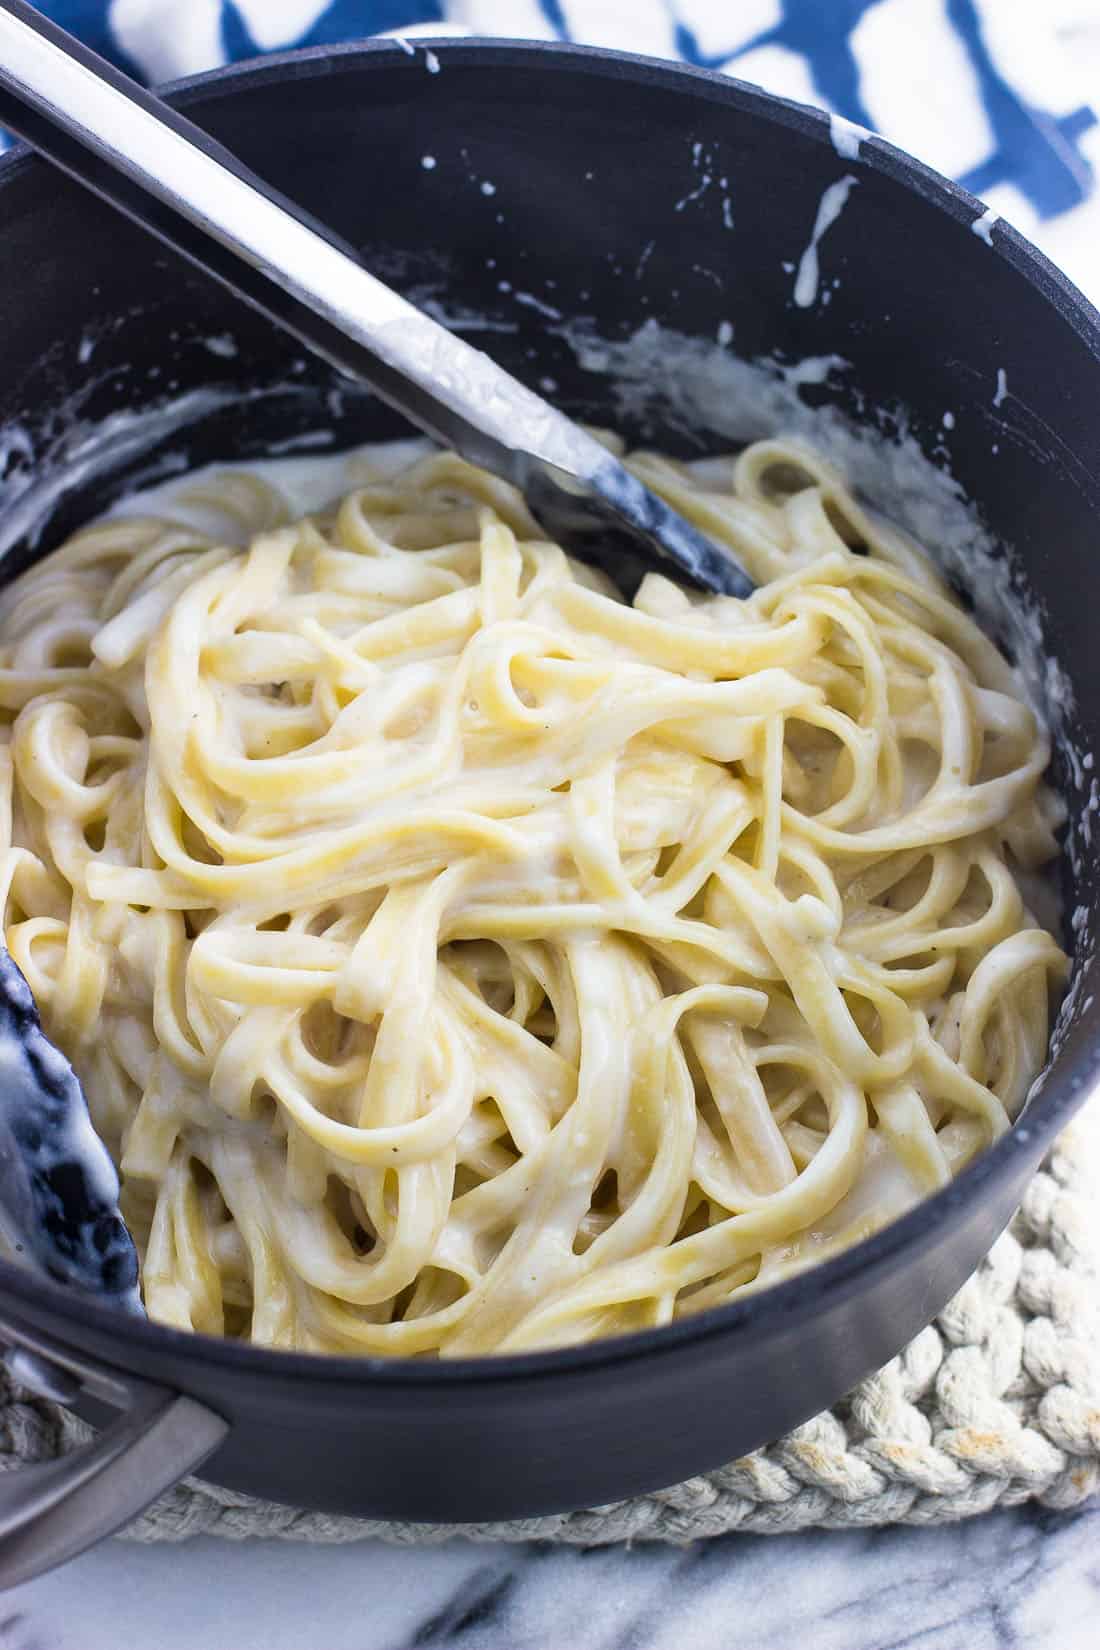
[{"left": 5, "top": 1497, "right": 1098, "bottom": 1649}]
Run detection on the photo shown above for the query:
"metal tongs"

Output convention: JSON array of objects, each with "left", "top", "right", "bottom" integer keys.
[{"left": 0, "top": 0, "right": 754, "bottom": 601}]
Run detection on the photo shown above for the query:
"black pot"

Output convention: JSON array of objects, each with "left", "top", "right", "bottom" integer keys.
[{"left": 0, "top": 40, "right": 1097, "bottom": 1580}]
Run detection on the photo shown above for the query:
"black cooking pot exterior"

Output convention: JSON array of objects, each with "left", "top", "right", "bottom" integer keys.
[{"left": 0, "top": 41, "right": 1096, "bottom": 1529}]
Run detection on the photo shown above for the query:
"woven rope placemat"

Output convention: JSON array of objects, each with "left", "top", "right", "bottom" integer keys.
[{"left": 3, "top": 1104, "right": 1097, "bottom": 1546}]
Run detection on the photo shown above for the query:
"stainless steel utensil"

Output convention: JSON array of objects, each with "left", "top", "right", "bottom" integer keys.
[{"left": 0, "top": 0, "right": 753, "bottom": 599}]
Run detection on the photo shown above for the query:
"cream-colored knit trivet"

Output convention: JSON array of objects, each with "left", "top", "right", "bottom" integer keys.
[{"left": 3, "top": 1103, "right": 1097, "bottom": 1545}]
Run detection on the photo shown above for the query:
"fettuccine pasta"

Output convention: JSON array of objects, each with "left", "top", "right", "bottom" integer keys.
[{"left": 0, "top": 433, "right": 1067, "bottom": 1353}]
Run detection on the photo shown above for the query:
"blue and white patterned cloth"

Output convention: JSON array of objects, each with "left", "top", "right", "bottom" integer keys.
[{"left": 20, "top": 2, "right": 1100, "bottom": 230}]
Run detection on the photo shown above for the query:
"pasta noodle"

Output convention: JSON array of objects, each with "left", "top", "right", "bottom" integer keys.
[{"left": 0, "top": 432, "right": 1068, "bottom": 1354}]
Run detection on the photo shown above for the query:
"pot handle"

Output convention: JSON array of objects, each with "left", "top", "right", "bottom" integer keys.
[{"left": 0, "top": 1316, "right": 227, "bottom": 1588}]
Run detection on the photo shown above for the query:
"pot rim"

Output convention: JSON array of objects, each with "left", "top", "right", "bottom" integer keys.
[{"left": 0, "top": 36, "right": 1096, "bottom": 1388}]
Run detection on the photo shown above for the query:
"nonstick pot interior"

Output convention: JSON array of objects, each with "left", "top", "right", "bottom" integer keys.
[{"left": 0, "top": 42, "right": 1097, "bottom": 1523}]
